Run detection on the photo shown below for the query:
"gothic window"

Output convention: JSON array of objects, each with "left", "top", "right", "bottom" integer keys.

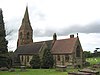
[
  {"left": 27, "top": 32, "right": 30, "bottom": 39},
  {"left": 20, "top": 32, "right": 22, "bottom": 39},
  {"left": 27, "top": 56, "right": 29, "bottom": 62},
  {"left": 22, "top": 55, "right": 23, "bottom": 62},
  {"left": 57, "top": 55, "right": 60, "bottom": 61},
  {"left": 65, "top": 55, "right": 69, "bottom": 62},
  {"left": 76, "top": 46, "right": 80, "bottom": 57}
]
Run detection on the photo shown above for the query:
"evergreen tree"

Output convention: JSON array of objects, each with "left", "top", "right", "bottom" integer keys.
[
  {"left": 41, "top": 48, "right": 54, "bottom": 68},
  {"left": 0, "top": 8, "right": 9, "bottom": 68},
  {"left": 0, "top": 8, "right": 8, "bottom": 53},
  {"left": 30, "top": 54, "right": 41, "bottom": 69}
]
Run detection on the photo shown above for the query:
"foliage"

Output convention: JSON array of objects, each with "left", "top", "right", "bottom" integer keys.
[
  {"left": 83, "top": 51, "right": 93, "bottom": 58},
  {"left": 41, "top": 48, "right": 54, "bottom": 68},
  {"left": 30, "top": 54, "right": 41, "bottom": 69},
  {"left": 0, "top": 53, "right": 12, "bottom": 68},
  {"left": 0, "top": 9, "right": 10, "bottom": 68},
  {"left": 84, "top": 62, "right": 90, "bottom": 66},
  {"left": 84, "top": 50, "right": 100, "bottom": 58},
  {"left": 0, "top": 9, "right": 8, "bottom": 53}
]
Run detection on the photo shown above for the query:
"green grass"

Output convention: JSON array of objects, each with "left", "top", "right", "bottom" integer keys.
[
  {"left": 86, "top": 57, "right": 100, "bottom": 65},
  {"left": 0, "top": 68, "right": 78, "bottom": 75}
]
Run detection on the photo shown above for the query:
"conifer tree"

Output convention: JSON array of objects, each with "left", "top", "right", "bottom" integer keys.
[
  {"left": 0, "top": 8, "right": 9, "bottom": 68},
  {"left": 41, "top": 48, "right": 54, "bottom": 68},
  {"left": 30, "top": 54, "right": 41, "bottom": 69},
  {"left": 0, "top": 8, "right": 8, "bottom": 53}
]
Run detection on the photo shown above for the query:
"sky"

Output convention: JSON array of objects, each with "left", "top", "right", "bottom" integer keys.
[{"left": 0, "top": 0, "right": 100, "bottom": 52}]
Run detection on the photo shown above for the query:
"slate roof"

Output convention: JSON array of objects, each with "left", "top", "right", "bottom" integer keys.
[
  {"left": 51, "top": 37, "right": 77, "bottom": 54},
  {"left": 14, "top": 40, "right": 53, "bottom": 55},
  {"left": 14, "top": 42, "right": 44, "bottom": 55},
  {"left": 44, "top": 40, "right": 53, "bottom": 49}
]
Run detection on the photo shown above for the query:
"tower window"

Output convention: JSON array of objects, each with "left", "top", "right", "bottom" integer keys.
[
  {"left": 27, "top": 32, "right": 30, "bottom": 39},
  {"left": 76, "top": 46, "right": 80, "bottom": 57}
]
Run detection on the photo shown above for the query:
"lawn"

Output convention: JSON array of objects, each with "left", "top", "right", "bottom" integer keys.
[
  {"left": 86, "top": 57, "right": 100, "bottom": 65},
  {"left": 0, "top": 68, "right": 78, "bottom": 75}
]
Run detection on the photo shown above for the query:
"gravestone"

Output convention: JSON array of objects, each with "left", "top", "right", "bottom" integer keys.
[
  {"left": 56, "top": 65, "right": 66, "bottom": 72},
  {"left": 0, "top": 67, "right": 8, "bottom": 71},
  {"left": 79, "top": 68, "right": 99, "bottom": 75},
  {"left": 20, "top": 66, "right": 26, "bottom": 71},
  {"left": 9, "top": 68, "right": 15, "bottom": 72},
  {"left": 68, "top": 72, "right": 91, "bottom": 75}
]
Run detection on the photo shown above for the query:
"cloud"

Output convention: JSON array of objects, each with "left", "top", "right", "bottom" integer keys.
[
  {"left": 66, "top": 22, "right": 100, "bottom": 33},
  {"left": 33, "top": 21, "right": 100, "bottom": 37}
]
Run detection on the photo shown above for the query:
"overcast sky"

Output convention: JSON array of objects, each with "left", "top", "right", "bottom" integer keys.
[{"left": 0, "top": 0, "right": 100, "bottom": 52}]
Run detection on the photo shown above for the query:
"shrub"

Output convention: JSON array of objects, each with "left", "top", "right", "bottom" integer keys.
[
  {"left": 41, "top": 48, "right": 54, "bottom": 68},
  {"left": 30, "top": 54, "right": 41, "bottom": 69}
]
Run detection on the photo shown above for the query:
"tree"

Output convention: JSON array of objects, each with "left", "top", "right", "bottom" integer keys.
[
  {"left": 0, "top": 8, "right": 10, "bottom": 68},
  {"left": 41, "top": 48, "right": 54, "bottom": 68},
  {"left": 30, "top": 54, "right": 41, "bottom": 69},
  {"left": 83, "top": 51, "right": 92, "bottom": 58},
  {"left": 0, "top": 8, "right": 8, "bottom": 53}
]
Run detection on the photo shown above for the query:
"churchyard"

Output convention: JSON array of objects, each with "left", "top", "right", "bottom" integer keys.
[{"left": 0, "top": 57, "right": 100, "bottom": 75}]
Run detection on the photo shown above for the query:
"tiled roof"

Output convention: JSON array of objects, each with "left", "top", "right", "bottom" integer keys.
[
  {"left": 51, "top": 37, "right": 77, "bottom": 54},
  {"left": 15, "top": 42, "right": 43, "bottom": 55}
]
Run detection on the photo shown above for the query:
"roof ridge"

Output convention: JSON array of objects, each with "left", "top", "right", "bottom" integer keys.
[{"left": 56, "top": 37, "right": 78, "bottom": 41}]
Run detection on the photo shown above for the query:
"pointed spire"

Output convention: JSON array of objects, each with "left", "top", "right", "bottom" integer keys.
[
  {"left": 23, "top": 6, "right": 30, "bottom": 22},
  {"left": 19, "top": 6, "right": 33, "bottom": 30}
]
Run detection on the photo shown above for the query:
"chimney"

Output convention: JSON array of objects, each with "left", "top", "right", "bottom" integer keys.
[
  {"left": 53, "top": 33, "right": 57, "bottom": 41},
  {"left": 70, "top": 34, "right": 74, "bottom": 38}
]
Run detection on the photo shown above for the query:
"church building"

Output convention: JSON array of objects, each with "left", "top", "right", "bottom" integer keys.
[{"left": 14, "top": 6, "right": 85, "bottom": 68}]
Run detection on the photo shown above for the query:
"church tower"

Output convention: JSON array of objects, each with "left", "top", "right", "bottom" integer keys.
[{"left": 17, "top": 6, "right": 33, "bottom": 47}]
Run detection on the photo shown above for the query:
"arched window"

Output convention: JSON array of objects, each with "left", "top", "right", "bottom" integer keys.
[
  {"left": 20, "top": 32, "right": 22, "bottom": 39},
  {"left": 27, "top": 32, "right": 30, "bottom": 39},
  {"left": 27, "top": 56, "right": 29, "bottom": 62},
  {"left": 57, "top": 55, "right": 60, "bottom": 61},
  {"left": 65, "top": 55, "right": 69, "bottom": 62},
  {"left": 76, "top": 46, "right": 80, "bottom": 57},
  {"left": 21, "top": 55, "right": 23, "bottom": 62}
]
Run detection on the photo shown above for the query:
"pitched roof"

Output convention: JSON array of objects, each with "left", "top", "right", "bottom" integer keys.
[
  {"left": 15, "top": 42, "right": 43, "bottom": 55},
  {"left": 14, "top": 40, "right": 53, "bottom": 55},
  {"left": 51, "top": 37, "right": 77, "bottom": 54},
  {"left": 44, "top": 40, "right": 53, "bottom": 49}
]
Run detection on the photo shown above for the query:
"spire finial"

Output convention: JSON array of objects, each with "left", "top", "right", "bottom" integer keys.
[
  {"left": 26, "top": 2, "right": 28, "bottom": 8},
  {"left": 23, "top": 5, "right": 30, "bottom": 22}
]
